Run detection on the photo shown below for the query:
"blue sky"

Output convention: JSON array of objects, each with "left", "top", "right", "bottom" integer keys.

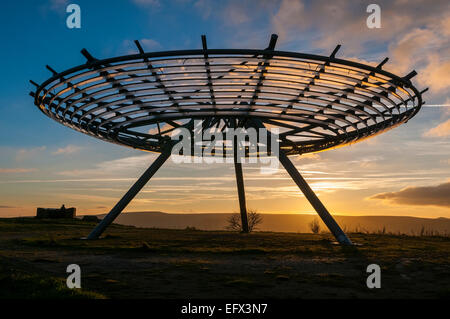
[{"left": 0, "top": 0, "right": 449, "bottom": 218}]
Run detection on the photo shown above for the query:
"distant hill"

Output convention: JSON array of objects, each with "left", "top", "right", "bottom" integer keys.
[{"left": 95, "top": 211, "right": 450, "bottom": 235}]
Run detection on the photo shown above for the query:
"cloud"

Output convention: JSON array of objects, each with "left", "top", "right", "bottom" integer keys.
[
  {"left": 222, "top": 2, "right": 250, "bottom": 25},
  {"left": 296, "top": 153, "right": 321, "bottom": 161},
  {"left": 444, "top": 99, "right": 450, "bottom": 116},
  {"left": 272, "top": 0, "right": 449, "bottom": 49},
  {"left": 0, "top": 168, "right": 37, "bottom": 174},
  {"left": 422, "top": 97, "right": 450, "bottom": 139},
  {"left": 369, "top": 181, "right": 450, "bottom": 208},
  {"left": 16, "top": 146, "right": 46, "bottom": 161},
  {"left": 420, "top": 56, "right": 450, "bottom": 93},
  {"left": 424, "top": 119, "right": 450, "bottom": 138},
  {"left": 57, "top": 154, "right": 157, "bottom": 177},
  {"left": 351, "top": 155, "right": 384, "bottom": 169},
  {"left": 139, "top": 38, "right": 162, "bottom": 50},
  {"left": 122, "top": 38, "right": 162, "bottom": 54},
  {"left": 270, "top": 0, "right": 450, "bottom": 94},
  {"left": 49, "top": 0, "right": 68, "bottom": 12},
  {"left": 194, "top": 0, "right": 213, "bottom": 19},
  {"left": 191, "top": 0, "right": 275, "bottom": 39},
  {"left": 132, "top": 0, "right": 160, "bottom": 6},
  {"left": 387, "top": 28, "right": 450, "bottom": 94},
  {"left": 387, "top": 28, "right": 438, "bottom": 74},
  {"left": 0, "top": 206, "right": 16, "bottom": 208},
  {"left": 52, "top": 145, "right": 83, "bottom": 155},
  {"left": 272, "top": 0, "right": 305, "bottom": 40}
]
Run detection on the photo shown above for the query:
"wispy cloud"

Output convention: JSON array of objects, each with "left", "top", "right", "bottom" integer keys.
[
  {"left": 0, "top": 168, "right": 37, "bottom": 174},
  {"left": 369, "top": 181, "right": 450, "bottom": 208},
  {"left": 194, "top": 0, "right": 213, "bottom": 19},
  {"left": 57, "top": 154, "right": 157, "bottom": 177},
  {"left": 140, "top": 38, "right": 162, "bottom": 50},
  {"left": 270, "top": 0, "right": 450, "bottom": 96},
  {"left": 49, "top": 0, "right": 68, "bottom": 12},
  {"left": 131, "top": 0, "right": 160, "bottom": 7},
  {"left": 221, "top": 1, "right": 250, "bottom": 25},
  {"left": 16, "top": 146, "right": 46, "bottom": 161},
  {"left": 122, "top": 38, "right": 162, "bottom": 54},
  {"left": 52, "top": 145, "right": 83, "bottom": 155},
  {"left": 424, "top": 119, "right": 450, "bottom": 138}
]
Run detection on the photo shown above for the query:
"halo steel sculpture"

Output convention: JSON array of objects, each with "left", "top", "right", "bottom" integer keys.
[{"left": 31, "top": 34, "right": 426, "bottom": 245}]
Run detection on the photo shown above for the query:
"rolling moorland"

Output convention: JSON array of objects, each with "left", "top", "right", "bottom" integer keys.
[
  {"left": 0, "top": 216, "right": 449, "bottom": 299},
  {"left": 103, "top": 211, "right": 450, "bottom": 235}
]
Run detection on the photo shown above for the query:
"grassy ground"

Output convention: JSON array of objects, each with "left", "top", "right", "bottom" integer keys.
[{"left": 0, "top": 217, "right": 449, "bottom": 299}]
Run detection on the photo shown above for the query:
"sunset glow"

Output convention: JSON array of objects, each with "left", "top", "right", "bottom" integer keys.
[{"left": 0, "top": 0, "right": 449, "bottom": 220}]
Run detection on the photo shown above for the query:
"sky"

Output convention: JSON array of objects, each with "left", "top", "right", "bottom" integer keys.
[{"left": 0, "top": 0, "right": 449, "bottom": 218}]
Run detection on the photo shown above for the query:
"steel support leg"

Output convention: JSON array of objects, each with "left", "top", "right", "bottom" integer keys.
[
  {"left": 278, "top": 151, "right": 352, "bottom": 245},
  {"left": 87, "top": 150, "right": 171, "bottom": 239},
  {"left": 233, "top": 120, "right": 249, "bottom": 233},
  {"left": 234, "top": 160, "right": 249, "bottom": 233}
]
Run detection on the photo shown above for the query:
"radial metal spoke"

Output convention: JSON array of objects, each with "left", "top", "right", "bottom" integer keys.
[{"left": 32, "top": 36, "right": 424, "bottom": 155}]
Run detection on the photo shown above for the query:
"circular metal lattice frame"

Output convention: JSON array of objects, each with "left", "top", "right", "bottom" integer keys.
[{"left": 31, "top": 38, "right": 425, "bottom": 156}]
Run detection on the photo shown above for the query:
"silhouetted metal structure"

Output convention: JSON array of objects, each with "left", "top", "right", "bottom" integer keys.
[{"left": 31, "top": 34, "right": 426, "bottom": 244}]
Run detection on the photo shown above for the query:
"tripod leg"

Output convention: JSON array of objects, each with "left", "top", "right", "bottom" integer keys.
[
  {"left": 278, "top": 151, "right": 352, "bottom": 245},
  {"left": 234, "top": 160, "right": 249, "bottom": 233},
  {"left": 249, "top": 117, "right": 351, "bottom": 244},
  {"left": 87, "top": 150, "right": 171, "bottom": 239}
]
